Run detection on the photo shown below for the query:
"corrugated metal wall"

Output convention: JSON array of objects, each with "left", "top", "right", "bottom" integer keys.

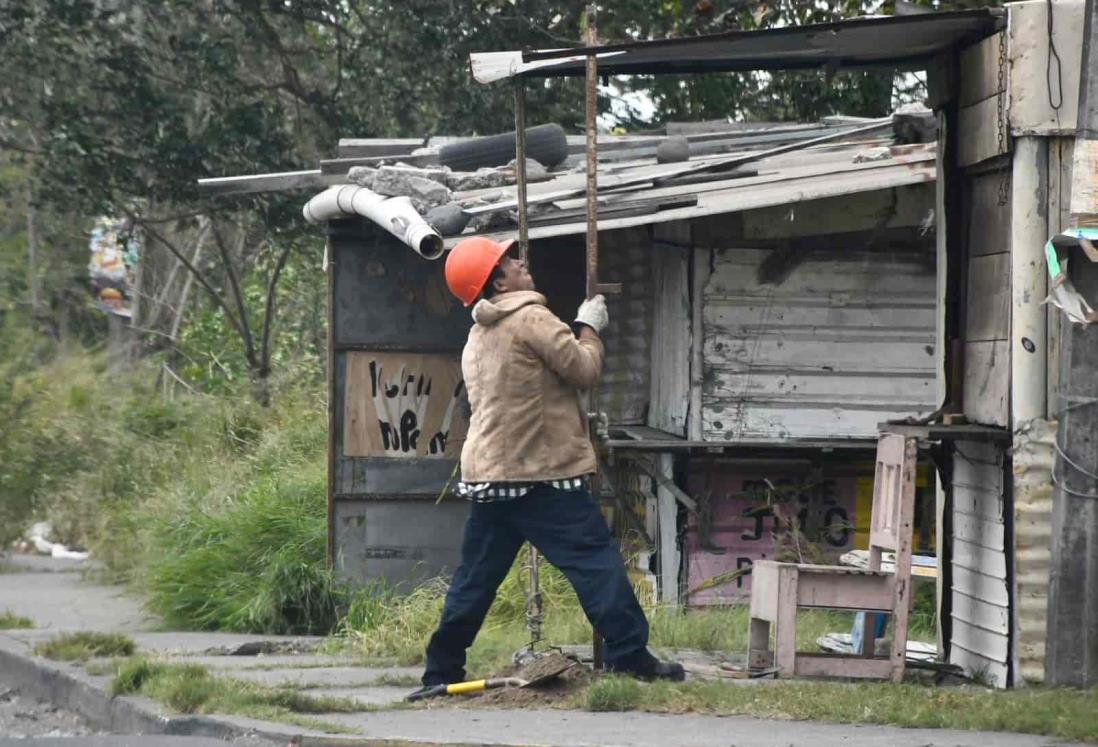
[
  {"left": 950, "top": 440, "right": 1011, "bottom": 687},
  {"left": 700, "top": 246, "right": 938, "bottom": 441},
  {"left": 1013, "top": 419, "right": 1055, "bottom": 683}
]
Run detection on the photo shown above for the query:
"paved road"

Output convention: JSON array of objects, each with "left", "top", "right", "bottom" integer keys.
[{"left": 0, "top": 684, "right": 92, "bottom": 739}]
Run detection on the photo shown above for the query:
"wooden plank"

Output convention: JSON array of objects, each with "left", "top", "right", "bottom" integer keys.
[
  {"left": 656, "top": 454, "right": 680, "bottom": 605},
  {"left": 197, "top": 170, "right": 341, "bottom": 196},
  {"left": 774, "top": 565, "right": 798, "bottom": 677},
  {"left": 951, "top": 645, "right": 1009, "bottom": 688},
  {"left": 951, "top": 616, "right": 1010, "bottom": 664},
  {"left": 749, "top": 561, "right": 780, "bottom": 622},
  {"left": 958, "top": 96, "right": 1010, "bottom": 168},
  {"left": 952, "top": 587, "right": 1011, "bottom": 633},
  {"left": 648, "top": 244, "right": 691, "bottom": 436},
  {"left": 337, "top": 138, "right": 423, "bottom": 158},
  {"left": 796, "top": 572, "right": 893, "bottom": 611},
  {"left": 740, "top": 186, "right": 935, "bottom": 238},
  {"left": 959, "top": 32, "right": 1005, "bottom": 108},
  {"left": 690, "top": 248, "right": 709, "bottom": 441},
  {"left": 962, "top": 340, "right": 1009, "bottom": 427},
  {"left": 342, "top": 351, "right": 467, "bottom": 459},
  {"left": 965, "top": 252, "right": 1011, "bottom": 341},
  {"left": 1009, "top": 0, "right": 1083, "bottom": 134},
  {"left": 794, "top": 654, "right": 893, "bottom": 679},
  {"left": 953, "top": 512, "right": 1005, "bottom": 553},
  {"left": 953, "top": 565, "right": 1010, "bottom": 607},
  {"left": 966, "top": 171, "right": 1012, "bottom": 257}
]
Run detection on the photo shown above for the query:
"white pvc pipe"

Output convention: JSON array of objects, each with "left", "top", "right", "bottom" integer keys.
[
  {"left": 1011, "top": 136, "right": 1049, "bottom": 423},
  {"left": 302, "top": 185, "right": 444, "bottom": 260}
]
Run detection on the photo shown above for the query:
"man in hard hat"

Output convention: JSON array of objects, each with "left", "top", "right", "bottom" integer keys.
[{"left": 415, "top": 236, "right": 684, "bottom": 694}]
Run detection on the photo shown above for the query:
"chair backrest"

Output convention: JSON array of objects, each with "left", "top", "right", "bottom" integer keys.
[{"left": 868, "top": 433, "right": 918, "bottom": 566}]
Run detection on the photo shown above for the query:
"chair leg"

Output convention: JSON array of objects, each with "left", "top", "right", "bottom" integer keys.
[
  {"left": 748, "top": 617, "right": 772, "bottom": 670},
  {"left": 890, "top": 581, "right": 911, "bottom": 683},
  {"left": 774, "top": 567, "right": 798, "bottom": 677}
]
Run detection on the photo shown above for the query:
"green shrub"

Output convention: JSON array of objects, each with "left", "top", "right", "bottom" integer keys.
[
  {"left": 0, "top": 609, "right": 33, "bottom": 629},
  {"left": 145, "top": 463, "right": 341, "bottom": 634},
  {"left": 585, "top": 676, "right": 643, "bottom": 711},
  {"left": 35, "top": 632, "right": 135, "bottom": 661}
]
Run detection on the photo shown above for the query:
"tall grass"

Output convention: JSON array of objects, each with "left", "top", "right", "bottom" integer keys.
[{"left": 1, "top": 347, "right": 338, "bottom": 634}]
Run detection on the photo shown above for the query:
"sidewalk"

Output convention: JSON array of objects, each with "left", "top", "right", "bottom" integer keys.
[{"left": 0, "top": 555, "right": 1083, "bottom": 747}]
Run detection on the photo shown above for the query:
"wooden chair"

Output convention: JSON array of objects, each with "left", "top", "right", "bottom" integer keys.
[{"left": 747, "top": 433, "right": 917, "bottom": 683}]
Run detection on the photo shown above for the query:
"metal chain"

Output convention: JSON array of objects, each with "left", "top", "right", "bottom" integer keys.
[{"left": 996, "top": 29, "right": 1010, "bottom": 206}]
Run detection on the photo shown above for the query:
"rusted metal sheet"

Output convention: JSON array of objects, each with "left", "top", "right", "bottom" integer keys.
[
  {"left": 329, "top": 219, "right": 472, "bottom": 589},
  {"left": 333, "top": 224, "right": 471, "bottom": 352},
  {"left": 470, "top": 10, "right": 1001, "bottom": 82},
  {"left": 949, "top": 440, "right": 1011, "bottom": 687},
  {"left": 449, "top": 144, "right": 937, "bottom": 248},
  {"left": 1013, "top": 420, "right": 1055, "bottom": 683},
  {"left": 700, "top": 245, "right": 937, "bottom": 442}
]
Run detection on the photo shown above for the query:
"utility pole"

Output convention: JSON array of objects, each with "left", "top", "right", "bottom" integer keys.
[{"left": 1047, "top": 0, "right": 1098, "bottom": 687}]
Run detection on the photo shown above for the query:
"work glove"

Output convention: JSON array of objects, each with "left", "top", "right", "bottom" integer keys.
[
  {"left": 574, "top": 294, "right": 609, "bottom": 334},
  {"left": 588, "top": 411, "right": 609, "bottom": 445}
]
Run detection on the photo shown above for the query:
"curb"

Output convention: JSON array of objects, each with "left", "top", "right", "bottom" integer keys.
[{"left": 0, "top": 634, "right": 469, "bottom": 747}]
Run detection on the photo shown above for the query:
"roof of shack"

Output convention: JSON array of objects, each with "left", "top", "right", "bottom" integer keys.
[
  {"left": 469, "top": 9, "right": 1004, "bottom": 83},
  {"left": 439, "top": 126, "right": 936, "bottom": 249}
]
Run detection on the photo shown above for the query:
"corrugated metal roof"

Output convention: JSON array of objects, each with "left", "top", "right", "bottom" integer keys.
[
  {"left": 447, "top": 141, "right": 936, "bottom": 248},
  {"left": 470, "top": 10, "right": 1003, "bottom": 83}
]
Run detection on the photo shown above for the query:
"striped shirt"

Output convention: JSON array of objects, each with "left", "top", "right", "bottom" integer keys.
[{"left": 456, "top": 476, "right": 588, "bottom": 503}]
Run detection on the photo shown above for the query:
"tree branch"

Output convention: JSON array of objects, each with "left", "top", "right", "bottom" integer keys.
[
  {"left": 130, "top": 214, "right": 250, "bottom": 348},
  {"left": 259, "top": 239, "right": 293, "bottom": 374},
  {"left": 210, "top": 219, "right": 257, "bottom": 365}
]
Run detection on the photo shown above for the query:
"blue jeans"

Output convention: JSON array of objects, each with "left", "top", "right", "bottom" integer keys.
[{"left": 422, "top": 484, "right": 651, "bottom": 685}]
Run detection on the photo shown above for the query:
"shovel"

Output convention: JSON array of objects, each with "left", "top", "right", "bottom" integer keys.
[{"left": 405, "top": 653, "right": 576, "bottom": 702}]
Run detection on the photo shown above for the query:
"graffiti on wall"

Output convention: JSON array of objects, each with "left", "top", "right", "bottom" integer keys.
[
  {"left": 343, "top": 352, "right": 468, "bottom": 459},
  {"left": 685, "top": 466, "right": 860, "bottom": 606}
]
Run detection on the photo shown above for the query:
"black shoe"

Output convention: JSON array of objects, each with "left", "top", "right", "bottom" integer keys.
[
  {"left": 610, "top": 652, "right": 686, "bottom": 682},
  {"left": 405, "top": 683, "right": 449, "bottom": 702}
]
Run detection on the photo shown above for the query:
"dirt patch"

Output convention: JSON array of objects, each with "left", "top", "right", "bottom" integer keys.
[{"left": 447, "top": 652, "right": 592, "bottom": 708}]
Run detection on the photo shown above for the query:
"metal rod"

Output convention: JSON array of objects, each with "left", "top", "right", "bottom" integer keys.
[
  {"left": 514, "top": 79, "right": 530, "bottom": 263},
  {"left": 583, "top": 3, "right": 607, "bottom": 673},
  {"left": 584, "top": 4, "right": 599, "bottom": 301}
]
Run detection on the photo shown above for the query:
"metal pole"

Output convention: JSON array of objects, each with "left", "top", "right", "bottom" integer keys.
[
  {"left": 585, "top": 5, "right": 599, "bottom": 301},
  {"left": 583, "top": 2, "right": 608, "bottom": 672},
  {"left": 514, "top": 79, "right": 530, "bottom": 264}
]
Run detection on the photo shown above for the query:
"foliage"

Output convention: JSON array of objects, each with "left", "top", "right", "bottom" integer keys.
[
  {"left": 35, "top": 632, "right": 135, "bottom": 661},
  {"left": 570, "top": 679, "right": 1098, "bottom": 743},
  {"left": 585, "top": 675, "right": 643, "bottom": 711},
  {"left": 110, "top": 658, "right": 362, "bottom": 729},
  {"left": 0, "top": 609, "right": 33, "bottom": 629}
]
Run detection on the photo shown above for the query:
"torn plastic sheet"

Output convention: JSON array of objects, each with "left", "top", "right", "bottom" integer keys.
[{"left": 1044, "top": 227, "right": 1098, "bottom": 325}]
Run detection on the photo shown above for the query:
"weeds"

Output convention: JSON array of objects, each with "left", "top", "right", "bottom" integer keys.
[
  {"left": 0, "top": 609, "right": 33, "bottom": 629},
  {"left": 110, "top": 657, "right": 361, "bottom": 732},
  {"left": 35, "top": 632, "right": 134, "bottom": 661},
  {"left": 570, "top": 679, "right": 1098, "bottom": 743},
  {"left": 585, "top": 676, "right": 642, "bottom": 711}
]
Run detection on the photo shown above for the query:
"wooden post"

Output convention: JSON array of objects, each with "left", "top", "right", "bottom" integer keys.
[{"left": 1047, "top": 0, "right": 1098, "bottom": 687}]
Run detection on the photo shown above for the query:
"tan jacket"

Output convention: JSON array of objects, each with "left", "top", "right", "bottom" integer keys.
[{"left": 460, "top": 290, "right": 604, "bottom": 483}]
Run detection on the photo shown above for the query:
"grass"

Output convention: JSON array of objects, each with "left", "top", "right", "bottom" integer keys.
[
  {"left": 35, "top": 632, "right": 134, "bottom": 661},
  {"left": 110, "top": 657, "right": 364, "bottom": 732},
  {"left": 0, "top": 609, "right": 33, "bottom": 629},
  {"left": 340, "top": 555, "right": 933, "bottom": 678},
  {"left": 575, "top": 676, "right": 1098, "bottom": 743}
]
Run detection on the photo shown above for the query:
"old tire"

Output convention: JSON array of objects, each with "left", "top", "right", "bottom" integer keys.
[{"left": 439, "top": 124, "right": 569, "bottom": 171}]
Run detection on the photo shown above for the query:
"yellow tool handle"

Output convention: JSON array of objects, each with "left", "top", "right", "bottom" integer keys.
[{"left": 446, "top": 679, "right": 488, "bottom": 695}]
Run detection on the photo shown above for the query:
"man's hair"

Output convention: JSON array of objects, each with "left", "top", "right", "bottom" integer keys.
[{"left": 479, "top": 263, "right": 506, "bottom": 302}]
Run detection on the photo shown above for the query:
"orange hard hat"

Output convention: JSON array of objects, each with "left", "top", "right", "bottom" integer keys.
[{"left": 445, "top": 236, "right": 515, "bottom": 306}]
